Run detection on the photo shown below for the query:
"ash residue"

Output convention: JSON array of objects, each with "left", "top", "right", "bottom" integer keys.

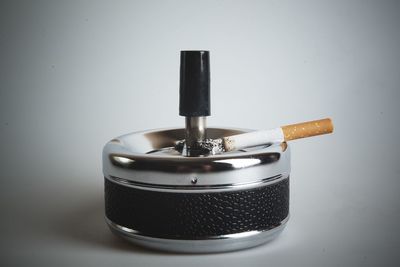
[
  {"left": 198, "top": 138, "right": 225, "bottom": 155},
  {"left": 174, "top": 138, "right": 225, "bottom": 156},
  {"left": 174, "top": 140, "right": 185, "bottom": 152}
]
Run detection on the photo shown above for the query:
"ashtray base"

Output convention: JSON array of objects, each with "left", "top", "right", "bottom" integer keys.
[{"left": 106, "top": 216, "right": 289, "bottom": 253}]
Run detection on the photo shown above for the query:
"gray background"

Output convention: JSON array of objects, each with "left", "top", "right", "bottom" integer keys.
[{"left": 1, "top": 0, "right": 399, "bottom": 266}]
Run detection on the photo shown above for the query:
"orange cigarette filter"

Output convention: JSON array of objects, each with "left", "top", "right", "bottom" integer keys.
[{"left": 281, "top": 118, "right": 334, "bottom": 141}]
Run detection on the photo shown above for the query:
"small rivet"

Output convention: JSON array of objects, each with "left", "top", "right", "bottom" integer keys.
[{"left": 191, "top": 177, "right": 198, "bottom": 184}]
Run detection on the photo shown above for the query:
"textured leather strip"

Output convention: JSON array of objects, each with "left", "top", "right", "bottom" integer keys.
[{"left": 105, "top": 177, "right": 289, "bottom": 239}]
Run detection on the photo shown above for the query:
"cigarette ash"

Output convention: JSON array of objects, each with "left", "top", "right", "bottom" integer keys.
[
  {"left": 175, "top": 139, "right": 225, "bottom": 156},
  {"left": 198, "top": 138, "right": 225, "bottom": 155}
]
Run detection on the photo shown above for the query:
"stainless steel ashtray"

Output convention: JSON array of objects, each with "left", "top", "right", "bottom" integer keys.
[
  {"left": 102, "top": 51, "right": 292, "bottom": 253},
  {"left": 103, "top": 127, "right": 290, "bottom": 253},
  {"left": 101, "top": 50, "right": 334, "bottom": 253}
]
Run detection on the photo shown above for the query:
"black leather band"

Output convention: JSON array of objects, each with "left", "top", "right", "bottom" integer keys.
[{"left": 105, "top": 177, "right": 289, "bottom": 239}]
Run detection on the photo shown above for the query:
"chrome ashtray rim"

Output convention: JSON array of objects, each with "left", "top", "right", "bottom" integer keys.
[
  {"left": 103, "top": 127, "right": 291, "bottom": 190},
  {"left": 106, "top": 215, "right": 289, "bottom": 253}
]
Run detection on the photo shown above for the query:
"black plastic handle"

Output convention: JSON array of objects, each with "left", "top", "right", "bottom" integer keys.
[{"left": 179, "top": 50, "right": 210, "bottom": 117}]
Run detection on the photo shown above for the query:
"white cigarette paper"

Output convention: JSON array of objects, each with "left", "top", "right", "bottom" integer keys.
[
  {"left": 222, "top": 128, "right": 284, "bottom": 152},
  {"left": 221, "top": 118, "right": 334, "bottom": 152}
]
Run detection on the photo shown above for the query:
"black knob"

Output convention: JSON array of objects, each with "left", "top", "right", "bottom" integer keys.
[{"left": 179, "top": 50, "right": 210, "bottom": 117}]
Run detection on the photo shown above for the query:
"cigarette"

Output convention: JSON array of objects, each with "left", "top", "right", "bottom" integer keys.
[{"left": 222, "top": 118, "right": 334, "bottom": 152}]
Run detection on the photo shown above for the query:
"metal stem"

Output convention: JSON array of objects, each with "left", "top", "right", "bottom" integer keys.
[{"left": 185, "top": 116, "right": 206, "bottom": 156}]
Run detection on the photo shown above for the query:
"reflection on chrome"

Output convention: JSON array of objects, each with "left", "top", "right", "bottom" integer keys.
[
  {"left": 215, "top": 158, "right": 261, "bottom": 168},
  {"left": 113, "top": 156, "right": 135, "bottom": 164},
  {"left": 221, "top": 230, "right": 260, "bottom": 239}
]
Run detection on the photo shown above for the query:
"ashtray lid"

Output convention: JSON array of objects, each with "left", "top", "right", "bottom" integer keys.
[{"left": 103, "top": 127, "right": 290, "bottom": 191}]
